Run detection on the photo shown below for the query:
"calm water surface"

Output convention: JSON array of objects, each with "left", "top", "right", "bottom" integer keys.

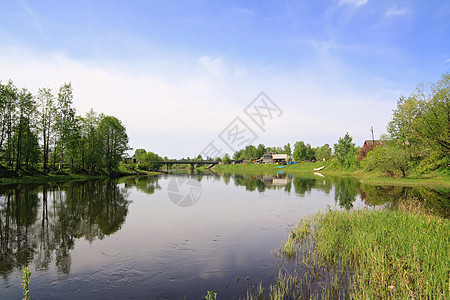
[{"left": 0, "top": 172, "right": 448, "bottom": 299}]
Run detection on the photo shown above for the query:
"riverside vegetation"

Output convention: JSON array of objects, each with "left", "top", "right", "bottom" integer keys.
[
  {"left": 243, "top": 200, "right": 449, "bottom": 299},
  {"left": 0, "top": 81, "right": 130, "bottom": 178}
]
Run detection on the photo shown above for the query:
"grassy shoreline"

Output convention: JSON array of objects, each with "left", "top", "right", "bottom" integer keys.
[
  {"left": 247, "top": 203, "right": 449, "bottom": 299},
  {"left": 213, "top": 162, "right": 450, "bottom": 188},
  {"left": 0, "top": 164, "right": 162, "bottom": 186}
]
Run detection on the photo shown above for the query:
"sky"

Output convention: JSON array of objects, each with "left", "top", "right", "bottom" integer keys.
[{"left": 1, "top": 0, "right": 450, "bottom": 158}]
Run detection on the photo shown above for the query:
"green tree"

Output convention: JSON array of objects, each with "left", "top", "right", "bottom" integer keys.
[
  {"left": 293, "top": 141, "right": 306, "bottom": 161},
  {"left": 222, "top": 153, "right": 231, "bottom": 164},
  {"left": 133, "top": 149, "right": 147, "bottom": 163},
  {"left": 361, "top": 145, "right": 409, "bottom": 177},
  {"left": 97, "top": 115, "right": 129, "bottom": 172},
  {"left": 37, "top": 88, "right": 56, "bottom": 173},
  {"left": 14, "top": 88, "right": 37, "bottom": 171},
  {"left": 283, "top": 143, "right": 292, "bottom": 156},
  {"left": 334, "top": 133, "right": 358, "bottom": 167},
  {"left": 80, "top": 109, "right": 100, "bottom": 173},
  {"left": 54, "top": 82, "right": 78, "bottom": 172},
  {"left": 0, "top": 81, "right": 18, "bottom": 167},
  {"left": 315, "top": 144, "right": 332, "bottom": 161}
]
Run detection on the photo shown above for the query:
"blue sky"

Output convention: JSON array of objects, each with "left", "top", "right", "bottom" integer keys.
[{"left": 1, "top": 0, "right": 450, "bottom": 158}]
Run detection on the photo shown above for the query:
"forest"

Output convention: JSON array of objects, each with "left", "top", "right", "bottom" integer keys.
[{"left": 0, "top": 80, "right": 129, "bottom": 176}]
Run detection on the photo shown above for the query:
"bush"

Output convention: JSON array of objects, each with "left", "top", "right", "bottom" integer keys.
[{"left": 361, "top": 145, "right": 409, "bottom": 177}]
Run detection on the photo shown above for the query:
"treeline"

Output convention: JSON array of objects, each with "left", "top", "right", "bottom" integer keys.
[
  {"left": 230, "top": 143, "right": 332, "bottom": 162},
  {"left": 362, "top": 73, "right": 449, "bottom": 177},
  {"left": 0, "top": 80, "right": 129, "bottom": 175},
  {"left": 228, "top": 73, "right": 450, "bottom": 177}
]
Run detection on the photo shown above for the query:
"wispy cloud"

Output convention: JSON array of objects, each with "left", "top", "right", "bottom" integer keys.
[
  {"left": 229, "top": 7, "right": 256, "bottom": 17},
  {"left": 339, "top": 0, "right": 369, "bottom": 7},
  {"left": 445, "top": 58, "right": 450, "bottom": 63},
  {"left": 17, "top": 0, "right": 47, "bottom": 38},
  {"left": 385, "top": 7, "right": 410, "bottom": 17}
]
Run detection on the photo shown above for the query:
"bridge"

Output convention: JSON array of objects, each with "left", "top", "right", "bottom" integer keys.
[{"left": 156, "top": 160, "right": 219, "bottom": 171}]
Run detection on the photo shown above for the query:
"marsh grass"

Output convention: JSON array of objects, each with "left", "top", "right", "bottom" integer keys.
[{"left": 248, "top": 203, "right": 449, "bottom": 299}]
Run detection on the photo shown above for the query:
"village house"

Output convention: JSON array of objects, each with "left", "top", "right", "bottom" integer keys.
[{"left": 257, "top": 152, "right": 288, "bottom": 164}]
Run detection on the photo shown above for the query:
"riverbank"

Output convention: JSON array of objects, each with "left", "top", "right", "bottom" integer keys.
[
  {"left": 0, "top": 163, "right": 162, "bottom": 186},
  {"left": 248, "top": 202, "right": 449, "bottom": 299},
  {"left": 212, "top": 162, "right": 450, "bottom": 188}
]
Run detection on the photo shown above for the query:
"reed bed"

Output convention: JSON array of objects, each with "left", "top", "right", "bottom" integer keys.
[{"left": 247, "top": 202, "right": 449, "bottom": 299}]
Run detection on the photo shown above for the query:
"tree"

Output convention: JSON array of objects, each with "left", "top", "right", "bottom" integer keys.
[
  {"left": 293, "top": 141, "right": 306, "bottom": 161},
  {"left": 387, "top": 73, "right": 450, "bottom": 171},
  {"left": 283, "top": 143, "right": 292, "bottom": 156},
  {"left": 37, "top": 88, "right": 56, "bottom": 173},
  {"left": 334, "top": 133, "right": 358, "bottom": 167},
  {"left": 222, "top": 153, "right": 231, "bottom": 164},
  {"left": 315, "top": 144, "right": 332, "bottom": 161},
  {"left": 133, "top": 149, "right": 147, "bottom": 163},
  {"left": 0, "top": 81, "right": 18, "bottom": 168},
  {"left": 80, "top": 109, "right": 100, "bottom": 173},
  {"left": 14, "top": 88, "right": 37, "bottom": 171},
  {"left": 54, "top": 83, "right": 78, "bottom": 171},
  {"left": 97, "top": 115, "right": 129, "bottom": 172},
  {"left": 361, "top": 145, "right": 409, "bottom": 178}
]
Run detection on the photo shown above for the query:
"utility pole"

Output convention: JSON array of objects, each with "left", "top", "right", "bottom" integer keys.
[{"left": 370, "top": 126, "right": 375, "bottom": 143}]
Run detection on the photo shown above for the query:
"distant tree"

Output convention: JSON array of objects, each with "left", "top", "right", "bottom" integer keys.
[
  {"left": 80, "top": 109, "right": 100, "bottom": 173},
  {"left": 283, "top": 143, "right": 292, "bottom": 156},
  {"left": 222, "top": 153, "right": 231, "bottom": 164},
  {"left": 37, "top": 88, "right": 56, "bottom": 173},
  {"left": 334, "top": 133, "right": 358, "bottom": 167},
  {"left": 97, "top": 115, "right": 129, "bottom": 172},
  {"left": 315, "top": 144, "right": 332, "bottom": 161},
  {"left": 293, "top": 141, "right": 306, "bottom": 161},
  {"left": 0, "top": 81, "right": 18, "bottom": 167},
  {"left": 133, "top": 149, "right": 147, "bottom": 163},
  {"left": 54, "top": 83, "right": 78, "bottom": 171},
  {"left": 256, "top": 144, "right": 266, "bottom": 158}
]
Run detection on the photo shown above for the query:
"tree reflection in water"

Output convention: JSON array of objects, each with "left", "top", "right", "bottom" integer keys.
[{"left": 0, "top": 179, "right": 130, "bottom": 279}]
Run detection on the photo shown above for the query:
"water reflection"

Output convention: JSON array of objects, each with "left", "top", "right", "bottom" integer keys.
[
  {"left": 0, "top": 173, "right": 448, "bottom": 299},
  {"left": 359, "top": 184, "right": 450, "bottom": 217},
  {"left": 0, "top": 179, "right": 130, "bottom": 279}
]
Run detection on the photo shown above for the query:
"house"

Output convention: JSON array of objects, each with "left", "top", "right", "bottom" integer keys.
[
  {"left": 363, "top": 140, "right": 384, "bottom": 148},
  {"left": 260, "top": 152, "right": 274, "bottom": 164},
  {"left": 257, "top": 152, "right": 288, "bottom": 164},
  {"left": 272, "top": 154, "right": 288, "bottom": 164},
  {"left": 358, "top": 140, "right": 385, "bottom": 162}
]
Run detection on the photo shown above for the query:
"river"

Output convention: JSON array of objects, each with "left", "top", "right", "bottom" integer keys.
[{"left": 0, "top": 171, "right": 448, "bottom": 299}]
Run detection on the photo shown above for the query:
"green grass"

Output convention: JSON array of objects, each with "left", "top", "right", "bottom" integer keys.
[
  {"left": 270, "top": 204, "right": 450, "bottom": 299},
  {"left": 0, "top": 163, "right": 162, "bottom": 186},
  {"left": 0, "top": 173, "right": 105, "bottom": 185},
  {"left": 213, "top": 162, "right": 450, "bottom": 188}
]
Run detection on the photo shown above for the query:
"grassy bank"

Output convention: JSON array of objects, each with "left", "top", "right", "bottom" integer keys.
[
  {"left": 0, "top": 163, "right": 161, "bottom": 186},
  {"left": 213, "top": 162, "right": 450, "bottom": 188},
  {"left": 249, "top": 203, "right": 449, "bottom": 299}
]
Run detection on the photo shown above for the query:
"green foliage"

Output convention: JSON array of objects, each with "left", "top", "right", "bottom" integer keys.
[
  {"left": 361, "top": 145, "right": 409, "bottom": 177},
  {"left": 0, "top": 81, "right": 130, "bottom": 176},
  {"left": 21, "top": 266, "right": 31, "bottom": 300},
  {"left": 333, "top": 132, "right": 358, "bottom": 168},
  {"left": 315, "top": 144, "right": 332, "bottom": 161},
  {"left": 387, "top": 73, "right": 450, "bottom": 173},
  {"left": 293, "top": 141, "right": 315, "bottom": 161},
  {"left": 97, "top": 115, "right": 129, "bottom": 172},
  {"left": 133, "top": 149, "right": 162, "bottom": 170},
  {"left": 222, "top": 153, "right": 231, "bottom": 164},
  {"left": 204, "top": 290, "right": 217, "bottom": 300}
]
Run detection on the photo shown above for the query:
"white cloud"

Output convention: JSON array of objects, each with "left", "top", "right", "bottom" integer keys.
[
  {"left": 339, "top": 0, "right": 369, "bottom": 7},
  {"left": 385, "top": 7, "right": 410, "bottom": 17},
  {"left": 0, "top": 47, "right": 397, "bottom": 158},
  {"left": 445, "top": 58, "right": 450, "bottom": 63}
]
